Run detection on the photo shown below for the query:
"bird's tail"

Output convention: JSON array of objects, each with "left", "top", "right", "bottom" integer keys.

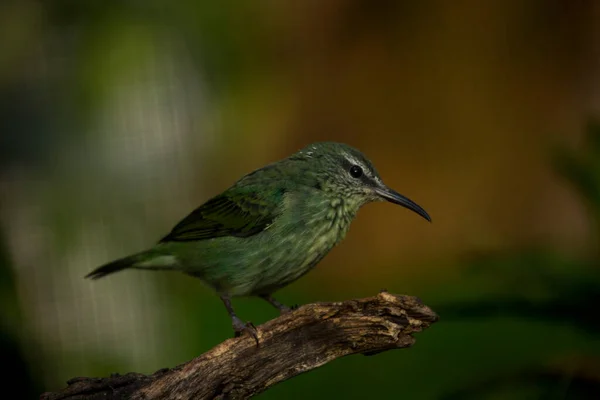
[{"left": 85, "top": 250, "right": 177, "bottom": 280}]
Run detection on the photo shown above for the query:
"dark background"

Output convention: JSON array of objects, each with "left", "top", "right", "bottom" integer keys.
[{"left": 1, "top": 1, "right": 600, "bottom": 398}]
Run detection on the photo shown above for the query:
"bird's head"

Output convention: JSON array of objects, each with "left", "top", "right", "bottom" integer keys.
[{"left": 290, "top": 142, "right": 431, "bottom": 222}]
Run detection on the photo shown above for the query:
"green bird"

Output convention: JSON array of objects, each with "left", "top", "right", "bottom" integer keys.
[{"left": 86, "top": 142, "right": 430, "bottom": 338}]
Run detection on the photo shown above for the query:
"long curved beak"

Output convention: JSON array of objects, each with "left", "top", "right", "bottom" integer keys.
[{"left": 374, "top": 186, "right": 431, "bottom": 222}]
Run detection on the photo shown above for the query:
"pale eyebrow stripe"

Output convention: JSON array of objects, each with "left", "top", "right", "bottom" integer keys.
[{"left": 343, "top": 152, "right": 371, "bottom": 177}]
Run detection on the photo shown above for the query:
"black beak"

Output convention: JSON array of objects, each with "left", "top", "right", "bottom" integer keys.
[{"left": 375, "top": 186, "right": 431, "bottom": 222}]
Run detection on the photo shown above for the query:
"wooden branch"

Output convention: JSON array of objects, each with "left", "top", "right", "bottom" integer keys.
[{"left": 41, "top": 291, "right": 438, "bottom": 400}]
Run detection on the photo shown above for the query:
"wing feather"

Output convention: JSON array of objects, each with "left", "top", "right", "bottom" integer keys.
[{"left": 159, "top": 187, "right": 285, "bottom": 242}]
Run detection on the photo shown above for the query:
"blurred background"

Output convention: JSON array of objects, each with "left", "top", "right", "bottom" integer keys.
[{"left": 2, "top": 1, "right": 600, "bottom": 399}]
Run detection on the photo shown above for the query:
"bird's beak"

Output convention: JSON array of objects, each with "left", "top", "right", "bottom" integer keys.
[{"left": 374, "top": 186, "right": 431, "bottom": 222}]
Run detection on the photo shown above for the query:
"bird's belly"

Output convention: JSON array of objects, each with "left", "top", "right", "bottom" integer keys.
[
  {"left": 242, "top": 228, "right": 338, "bottom": 296},
  {"left": 251, "top": 236, "right": 333, "bottom": 295},
  {"left": 179, "top": 223, "right": 341, "bottom": 296}
]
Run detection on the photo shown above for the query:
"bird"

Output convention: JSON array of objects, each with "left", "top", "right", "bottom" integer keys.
[{"left": 85, "top": 142, "right": 431, "bottom": 339}]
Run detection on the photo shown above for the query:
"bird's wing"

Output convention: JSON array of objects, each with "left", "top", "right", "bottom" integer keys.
[{"left": 159, "top": 187, "right": 285, "bottom": 242}]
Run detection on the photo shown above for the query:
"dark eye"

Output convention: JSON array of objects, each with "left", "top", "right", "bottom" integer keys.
[{"left": 349, "top": 165, "right": 363, "bottom": 178}]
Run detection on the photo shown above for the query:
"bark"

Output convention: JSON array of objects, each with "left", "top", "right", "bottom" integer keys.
[{"left": 41, "top": 291, "right": 438, "bottom": 400}]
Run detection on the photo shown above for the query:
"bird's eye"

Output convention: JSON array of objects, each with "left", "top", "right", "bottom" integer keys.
[{"left": 349, "top": 165, "right": 363, "bottom": 178}]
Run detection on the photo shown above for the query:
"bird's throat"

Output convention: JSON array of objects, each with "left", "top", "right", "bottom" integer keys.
[{"left": 324, "top": 196, "right": 358, "bottom": 243}]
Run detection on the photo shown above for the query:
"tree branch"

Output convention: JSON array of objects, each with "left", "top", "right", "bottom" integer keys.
[{"left": 41, "top": 291, "right": 438, "bottom": 400}]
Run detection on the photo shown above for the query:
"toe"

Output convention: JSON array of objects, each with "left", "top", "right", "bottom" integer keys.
[
  {"left": 231, "top": 318, "right": 259, "bottom": 344},
  {"left": 278, "top": 305, "right": 292, "bottom": 314}
]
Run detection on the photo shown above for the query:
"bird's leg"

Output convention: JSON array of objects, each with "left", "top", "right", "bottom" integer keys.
[
  {"left": 259, "top": 294, "right": 294, "bottom": 314},
  {"left": 219, "top": 294, "right": 258, "bottom": 343}
]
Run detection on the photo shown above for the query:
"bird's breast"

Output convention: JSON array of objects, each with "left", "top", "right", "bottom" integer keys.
[
  {"left": 222, "top": 192, "right": 359, "bottom": 296},
  {"left": 267, "top": 194, "right": 355, "bottom": 271}
]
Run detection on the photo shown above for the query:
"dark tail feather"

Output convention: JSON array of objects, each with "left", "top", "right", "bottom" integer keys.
[{"left": 85, "top": 254, "right": 140, "bottom": 280}]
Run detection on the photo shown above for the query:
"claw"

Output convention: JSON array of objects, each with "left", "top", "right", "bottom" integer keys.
[{"left": 232, "top": 316, "right": 259, "bottom": 345}]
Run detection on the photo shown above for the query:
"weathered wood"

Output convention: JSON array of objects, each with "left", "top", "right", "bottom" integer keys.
[{"left": 41, "top": 292, "right": 438, "bottom": 400}]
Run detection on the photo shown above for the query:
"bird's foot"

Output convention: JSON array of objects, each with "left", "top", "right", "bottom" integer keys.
[
  {"left": 259, "top": 294, "right": 297, "bottom": 315},
  {"left": 232, "top": 316, "right": 259, "bottom": 344},
  {"left": 277, "top": 303, "right": 302, "bottom": 314},
  {"left": 277, "top": 304, "right": 292, "bottom": 314}
]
